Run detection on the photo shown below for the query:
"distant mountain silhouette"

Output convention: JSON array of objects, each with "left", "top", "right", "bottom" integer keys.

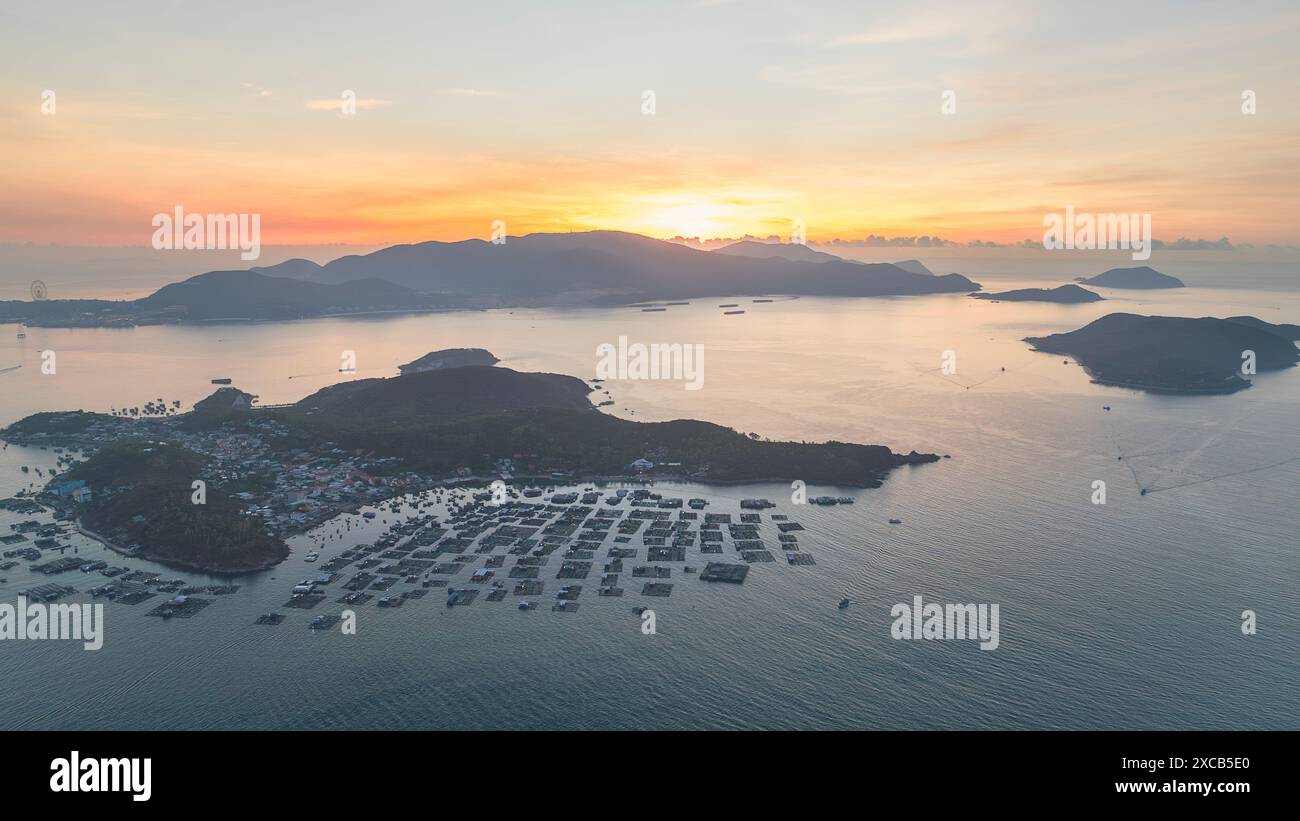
[
  {"left": 713, "top": 240, "right": 844, "bottom": 264},
  {"left": 253, "top": 230, "right": 981, "bottom": 303},
  {"left": 1081, "top": 266, "right": 1184, "bottom": 289},
  {"left": 972, "top": 284, "right": 1103, "bottom": 303},
  {"left": 0, "top": 269, "right": 457, "bottom": 326},
  {"left": 138, "top": 270, "right": 423, "bottom": 319},
  {"left": 892, "top": 259, "right": 934, "bottom": 275}
]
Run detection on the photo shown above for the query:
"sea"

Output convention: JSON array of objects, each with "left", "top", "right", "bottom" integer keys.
[{"left": 0, "top": 247, "right": 1297, "bottom": 729}]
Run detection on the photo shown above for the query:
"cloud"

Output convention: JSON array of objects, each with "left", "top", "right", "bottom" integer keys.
[
  {"left": 439, "top": 88, "right": 504, "bottom": 97},
  {"left": 242, "top": 82, "right": 273, "bottom": 98}
]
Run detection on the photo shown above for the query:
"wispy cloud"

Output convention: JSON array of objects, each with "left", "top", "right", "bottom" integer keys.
[{"left": 242, "top": 82, "right": 273, "bottom": 98}]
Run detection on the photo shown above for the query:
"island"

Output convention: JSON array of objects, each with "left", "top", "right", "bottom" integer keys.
[
  {"left": 1080, "top": 266, "right": 1185, "bottom": 289},
  {"left": 971, "top": 284, "right": 1103, "bottom": 303},
  {"left": 2, "top": 359, "right": 941, "bottom": 573},
  {"left": 398, "top": 348, "right": 499, "bottom": 375},
  {"left": 1225, "top": 315, "right": 1300, "bottom": 341},
  {"left": 1024, "top": 313, "right": 1299, "bottom": 394},
  {"left": 0, "top": 231, "right": 983, "bottom": 328},
  {"left": 0, "top": 269, "right": 465, "bottom": 328}
]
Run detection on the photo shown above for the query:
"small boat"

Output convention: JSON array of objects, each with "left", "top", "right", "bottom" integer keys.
[
  {"left": 838, "top": 598, "right": 851, "bottom": 609},
  {"left": 304, "top": 551, "right": 319, "bottom": 563},
  {"left": 210, "top": 378, "right": 233, "bottom": 385},
  {"left": 723, "top": 310, "right": 745, "bottom": 315},
  {"left": 888, "top": 518, "right": 902, "bottom": 524},
  {"left": 1103, "top": 405, "right": 1111, "bottom": 411}
]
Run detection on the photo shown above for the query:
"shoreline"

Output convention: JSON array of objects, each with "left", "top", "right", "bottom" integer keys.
[{"left": 74, "top": 518, "right": 285, "bottom": 577}]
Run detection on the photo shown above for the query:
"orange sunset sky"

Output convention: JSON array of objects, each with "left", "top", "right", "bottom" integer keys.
[{"left": 2, "top": 0, "right": 1298, "bottom": 248}]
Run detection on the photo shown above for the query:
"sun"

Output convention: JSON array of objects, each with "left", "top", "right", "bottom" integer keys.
[{"left": 639, "top": 201, "right": 735, "bottom": 239}]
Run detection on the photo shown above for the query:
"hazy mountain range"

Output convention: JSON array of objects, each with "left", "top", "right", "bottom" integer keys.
[
  {"left": 251, "top": 230, "right": 980, "bottom": 305},
  {"left": 0, "top": 231, "right": 982, "bottom": 325}
]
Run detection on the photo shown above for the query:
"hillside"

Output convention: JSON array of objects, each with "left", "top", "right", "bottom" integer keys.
[
  {"left": 398, "top": 348, "right": 500, "bottom": 375},
  {"left": 1025, "top": 313, "right": 1299, "bottom": 394},
  {"left": 269, "top": 365, "right": 936, "bottom": 484},
  {"left": 713, "top": 240, "right": 844, "bottom": 264},
  {"left": 0, "top": 269, "right": 461, "bottom": 327},
  {"left": 1081, "top": 266, "right": 1185, "bottom": 289},
  {"left": 292, "top": 365, "right": 594, "bottom": 422},
  {"left": 253, "top": 230, "right": 981, "bottom": 303},
  {"left": 63, "top": 440, "right": 289, "bottom": 573},
  {"left": 972, "top": 284, "right": 1103, "bottom": 303}
]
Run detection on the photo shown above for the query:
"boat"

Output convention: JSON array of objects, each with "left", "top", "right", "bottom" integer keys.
[
  {"left": 688, "top": 498, "right": 707, "bottom": 509},
  {"left": 210, "top": 378, "right": 233, "bottom": 385},
  {"left": 723, "top": 310, "right": 745, "bottom": 315},
  {"left": 839, "top": 598, "right": 851, "bottom": 609},
  {"left": 811, "top": 496, "right": 838, "bottom": 506},
  {"left": 304, "top": 551, "right": 319, "bottom": 563},
  {"left": 888, "top": 518, "right": 902, "bottom": 524},
  {"left": 15, "top": 332, "right": 25, "bottom": 339},
  {"left": 836, "top": 497, "right": 855, "bottom": 505}
]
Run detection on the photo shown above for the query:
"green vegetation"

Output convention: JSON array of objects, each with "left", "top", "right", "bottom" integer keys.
[
  {"left": 65, "top": 440, "right": 288, "bottom": 573},
  {"left": 272, "top": 366, "right": 930, "bottom": 485},
  {"left": 1, "top": 410, "right": 115, "bottom": 437}
]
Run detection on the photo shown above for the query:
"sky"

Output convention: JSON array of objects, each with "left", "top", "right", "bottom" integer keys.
[{"left": 1, "top": 0, "right": 1298, "bottom": 247}]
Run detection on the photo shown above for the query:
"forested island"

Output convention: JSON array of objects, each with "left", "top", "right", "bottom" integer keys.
[
  {"left": 1025, "top": 313, "right": 1300, "bottom": 394},
  {"left": 971, "top": 284, "right": 1102, "bottom": 303}
]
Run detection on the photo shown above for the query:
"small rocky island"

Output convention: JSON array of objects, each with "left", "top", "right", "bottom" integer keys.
[
  {"left": 1025, "top": 313, "right": 1299, "bottom": 394},
  {"left": 1081, "top": 266, "right": 1185, "bottom": 289},
  {"left": 971, "top": 284, "right": 1103, "bottom": 303},
  {"left": 398, "top": 348, "right": 499, "bottom": 375}
]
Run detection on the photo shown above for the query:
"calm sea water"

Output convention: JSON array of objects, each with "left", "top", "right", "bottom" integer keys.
[{"left": 1, "top": 278, "right": 1297, "bottom": 729}]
